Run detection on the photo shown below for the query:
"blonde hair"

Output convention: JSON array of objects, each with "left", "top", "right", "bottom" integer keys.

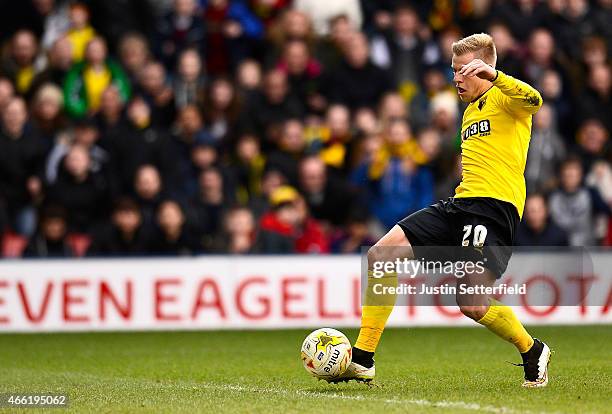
[
  {"left": 35, "top": 83, "right": 64, "bottom": 106},
  {"left": 452, "top": 33, "right": 497, "bottom": 66}
]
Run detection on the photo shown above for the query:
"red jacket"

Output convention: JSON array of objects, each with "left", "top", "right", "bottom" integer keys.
[{"left": 259, "top": 212, "right": 329, "bottom": 253}]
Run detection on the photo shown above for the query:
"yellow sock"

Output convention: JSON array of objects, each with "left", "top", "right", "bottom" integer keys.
[
  {"left": 355, "top": 272, "right": 397, "bottom": 352},
  {"left": 478, "top": 299, "right": 534, "bottom": 353}
]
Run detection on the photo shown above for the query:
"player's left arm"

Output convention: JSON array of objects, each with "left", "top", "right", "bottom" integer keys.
[{"left": 459, "top": 59, "right": 543, "bottom": 115}]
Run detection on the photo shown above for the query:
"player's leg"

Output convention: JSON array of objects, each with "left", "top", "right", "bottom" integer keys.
[
  {"left": 332, "top": 202, "right": 453, "bottom": 383},
  {"left": 456, "top": 260, "right": 551, "bottom": 387},
  {"left": 354, "top": 225, "right": 412, "bottom": 357},
  {"left": 330, "top": 225, "right": 412, "bottom": 383},
  {"left": 456, "top": 267, "right": 534, "bottom": 351}
]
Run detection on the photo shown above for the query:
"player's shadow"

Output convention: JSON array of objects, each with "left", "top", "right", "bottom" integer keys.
[{"left": 305, "top": 384, "right": 379, "bottom": 394}]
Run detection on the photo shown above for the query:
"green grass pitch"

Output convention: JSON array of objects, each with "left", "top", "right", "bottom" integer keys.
[{"left": 0, "top": 326, "right": 610, "bottom": 413}]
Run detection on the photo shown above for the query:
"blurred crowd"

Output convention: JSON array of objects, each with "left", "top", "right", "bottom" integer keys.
[{"left": 0, "top": 0, "right": 611, "bottom": 257}]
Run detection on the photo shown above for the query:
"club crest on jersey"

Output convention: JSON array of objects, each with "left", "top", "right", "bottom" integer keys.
[
  {"left": 478, "top": 96, "right": 487, "bottom": 110},
  {"left": 462, "top": 120, "right": 491, "bottom": 140}
]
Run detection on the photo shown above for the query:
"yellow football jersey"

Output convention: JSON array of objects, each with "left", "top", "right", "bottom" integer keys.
[{"left": 454, "top": 71, "right": 542, "bottom": 218}]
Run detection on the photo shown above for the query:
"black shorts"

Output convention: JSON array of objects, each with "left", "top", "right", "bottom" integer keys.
[{"left": 397, "top": 197, "right": 520, "bottom": 278}]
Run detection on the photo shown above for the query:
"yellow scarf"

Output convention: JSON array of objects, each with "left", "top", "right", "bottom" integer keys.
[
  {"left": 67, "top": 26, "right": 96, "bottom": 62},
  {"left": 16, "top": 66, "right": 34, "bottom": 94},
  {"left": 368, "top": 140, "right": 428, "bottom": 180},
  {"left": 83, "top": 66, "right": 111, "bottom": 111}
]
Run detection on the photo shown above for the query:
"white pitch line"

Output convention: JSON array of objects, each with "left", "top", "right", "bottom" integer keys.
[
  {"left": 20, "top": 369, "right": 555, "bottom": 414},
  {"left": 198, "top": 382, "right": 544, "bottom": 414}
]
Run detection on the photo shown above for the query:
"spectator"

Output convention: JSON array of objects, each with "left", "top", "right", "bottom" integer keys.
[
  {"left": 540, "top": 69, "right": 572, "bottom": 142},
  {"left": 359, "top": 0, "right": 395, "bottom": 35},
  {"left": 372, "top": 4, "right": 425, "bottom": 101},
  {"left": 257, "top": 185, "right": 329, "bottom": 253},
  {"left": 293, "top": 0, "right": 362, "bottom": 36},
  {"left": 429, "top": 91, "right": 460, "bottom": 144},
  {"left": 267, "top": 119, "right": 307, "bottom": 185},
  {"left": 316, "top": 14, "right": 357, "bottom": 71},
  {"left": 46, "top": 116, "right": 109, "bottom": 184},
  {"left": 24, "top": 205, "right": 74, "bottom": 257},
  {"left": 1, "top": 30, "right": 39, "bottom": 96},
  {"left": 96, "top": 85, "right": 126, "bottom": 136},
  {"left": 306, "top": 104, "right": 353, "bottom": 170},
  {"left": 298, "top": 156, "right": 354, "bottom": 226},
  {"left": 353, "top": 107, "right": 379, "bottom": 138},
  {"left": 30, "top": 36, "right": 74, "bottom": 96},
  {"left": 244, "top": 69, "right": 303, "bottom": 144},
  {"left": 32, "top": 0, "right": 71, "bottom": 51},
  {"left": 352, "top": 118, "right": 432, "bottom": 230},
  {"left": 65, "top": 2, "right": 96, "bottom": 62},
  {"left": 577, "top": 64, "right": 612, "bottom": 132},
  {"left": 117, "top": 33, "right": 151, "bottom": 85},
  {"left": 87, "top": 198, "right": 153, "bottom": 256},
  {"left": 154, "top": 0, "right": 205, "bottom": 69},
  {"left": 173, "top": 48, "right": 207, "bottom": 108},
  {"left": 232, "top": 134, "right": 266, "bottom": 205},
  {"left": 46, "top": 145, "right": 109, "bottom": 232},
  {"left": 202, "top": 0, "right": 264, "bottom": 75},
  {"left": 250, "top": 0, "right": 289, "bottom": 28},
  {"left": 217, "top": 206, "right": 257, "bottom": 254},
  {"left": 276, "top": 39, "right": 325, "bottom": 113},
  {"left": 63, "top": 37, "right": 131, "bottom": 118},
  {"left": 330, "top": 208, "right": 376, "bottom": 253},
  {"left": 515, "top": 194, "right": 569, "bottom": 246},
  {"left": 150, "top": 200, "right": 199, "bottom": 255},
  {"left": 409, "top": 68, "right": 450, "bottom": 130},
  {"left": 189, "top": 167, "right": 233, "bottom": 249},
  {"left": 435, "top": 27, "right": 462, "bottom": 83},
  {"left": 248, "top": 167, "right": 288, "bottom": 217},
  {"left": 204, "top": 76, "right": 241, "bottom": 143},
  {"left": 133, "top": 165, "right": 164, "bottom": 228},
  {"left": 488, "top": 22, "right": 523, "bottom": 77},
  {"left": 558, "top": 0, "right": 599, "bottom": 61},
  {"left": 0, "top": 97, "right": 45, "bottom": 236},
  {"left": 575, "top": 119, "right": 610, "bottom": 173},
  {"left": 580, "top": 36, "right": 608, "bottom": 72},
  {"left": 525, "top": 103, "right": 566, "bottom": 193},
  {"left": 188, "top": 142, "right": 224, "bottom": 196},
  {"left": 593, "top": 0, "right": 612, "bottom": 45},
  {"left": 235, "top": 59, "right": 262, "bottom": 103},
  {"left": 378, "top": 92, "right": 408, "bottom": 128},
  {"left": 586, "top": 160, "right": 612, "bottom": 208},
  {"left": 108, "top": 98, "right": 177, "bottom": 195},
  {"left": 170, "top": 106, "right": 216, "bottom": 196},
  {"left": 87, "top": 0, "right": 154, "bottom": 51},
  {"left": 549, "top": 157, "right": 611, "bottom": 246},
  {"left": 268, "top": 9, "right": 315, "bottom": 56},
  {"left": 138, "top": 62, "right": 176, "bottom": 127},
  {"left": 30, "top": 83, "right": 66, "bottom": 145},
  {"left": 495, "top": 0, "right": 548, "bottom": 42},
  {"left": 523, "top": 28, "right": 567, "bottom": 89},
  {"left": 417, "top": 127, "right": 448, "bottom": 184},
  {"left": 0, "top": 77, "right": 15, "bottom": 112},
  {"left": 326, "top": 32, "right": 395, "bottom": 110}
]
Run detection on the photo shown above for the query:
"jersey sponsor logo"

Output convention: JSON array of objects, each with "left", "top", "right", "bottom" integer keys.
[{"left": 462, "top": 119, "right": 491, "bottom": 140}]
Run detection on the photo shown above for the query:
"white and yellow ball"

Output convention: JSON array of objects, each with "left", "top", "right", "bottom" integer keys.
[{"left": 300, "top": 328, "right": 352, "bottom": 379}]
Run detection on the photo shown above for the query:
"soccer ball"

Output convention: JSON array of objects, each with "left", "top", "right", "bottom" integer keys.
[{"left": 300, "top": 328, "right": 352, "bottom": 379}]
